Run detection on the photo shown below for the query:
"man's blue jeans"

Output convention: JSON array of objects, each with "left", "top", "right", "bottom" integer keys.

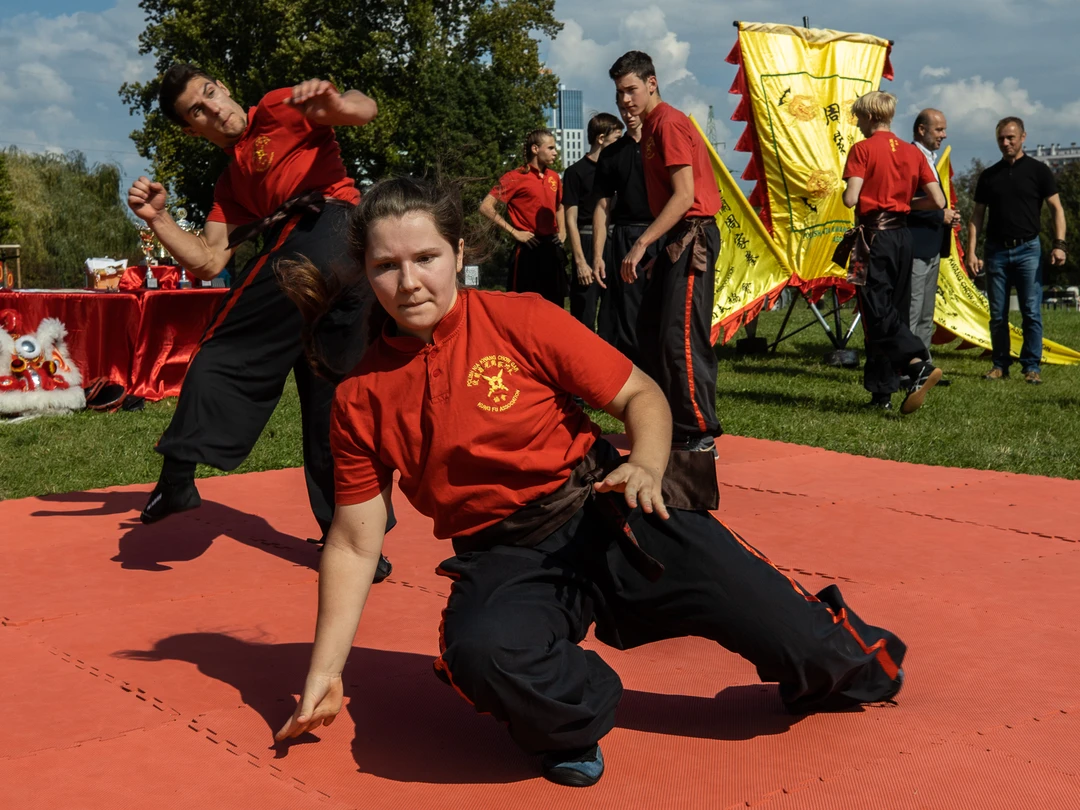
[{"left": 984, "top": 238, "right": 1043, "bottom": 374}]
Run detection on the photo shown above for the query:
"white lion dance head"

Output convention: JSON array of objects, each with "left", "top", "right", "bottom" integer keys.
[{"left": 0, "top": 309, "right": 85, "bottom": 416}]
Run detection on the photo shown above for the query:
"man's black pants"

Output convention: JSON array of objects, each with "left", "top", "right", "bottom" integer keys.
[
  {"left": 857, "top": 228, "right": 930, "bottom": 395},
  {"left": 435, "top": 474, "right": 905, "bottom": 754},
  {"left": 569, "top": 230, "right": 615, "bottom": 342},
  {"left": 602, "top": 223, "right": 654, "bottom": 366},
  {"left": 636, "top": 218, "right": 721, "bottom": 438},
  {"left": 155, "top": 205, "right": 367, "bottom": 534},
  {"left": 508, "top": 238, "right": 566, "bottom": 308}
]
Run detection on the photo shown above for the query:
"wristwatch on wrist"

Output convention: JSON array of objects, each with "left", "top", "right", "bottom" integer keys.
[{"left": 1052, "top": 238, "right": 1067, "bottom": 251}]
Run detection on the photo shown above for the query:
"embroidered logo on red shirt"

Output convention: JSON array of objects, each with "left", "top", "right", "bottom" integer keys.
[
  {"left": 253, "top": 136, "right": 274, "bottom": 172},
  {"left": 644, "top": 136, "right": 656, "bottom": 160},
  {"left": 547, "top": 174, "right": 558, "bottom": 192},
  {"left": 466, "top": 354, "right": 521, "bottom": 412}
]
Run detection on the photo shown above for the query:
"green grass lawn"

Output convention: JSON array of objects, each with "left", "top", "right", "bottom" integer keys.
[{"left": 2, "top": 303, "right": 1079, "bottom": 501}]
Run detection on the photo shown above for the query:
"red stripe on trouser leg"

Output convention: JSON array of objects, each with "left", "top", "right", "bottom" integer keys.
[
  {"left": 683, "top": 272, "right": 708, "bottom": 433},
  {"left": 186, "top": 216, "right": 301, "bottom": 369},
  {"left": 722, "top": 520, "right": 900, "bottom": 681}
]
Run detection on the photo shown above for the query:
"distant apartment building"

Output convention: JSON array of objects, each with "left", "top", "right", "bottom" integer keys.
[
  {"left": 545, "top": 85, "right": 586, "bottom": 166},
  {"left": 1030, "top": 143, "right": 1080, "bottom": 172}
]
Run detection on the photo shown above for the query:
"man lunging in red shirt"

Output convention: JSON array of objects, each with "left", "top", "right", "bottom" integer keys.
[
  {"left": 839, "top": 91, "right": 946, "bottom": 413},
  {"left": 609, "top": 51, "right": 722, "bottom": 457},
  {"left": 127, "top": 64, "right": 392, "bottom": 577}
]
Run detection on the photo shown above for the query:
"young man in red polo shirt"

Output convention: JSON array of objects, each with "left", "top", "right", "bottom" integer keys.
[
  {"left": 479, "top": 129, "right": 567, "bottom": 306},
  {"left": 609, "top": 51, "right": 721, "bottom": 457},
  {"left": 839, "top": 91, "right": 946, "bottom": 413},
  {"left": 127, "top": 63, "right": 392, "bottom": 578}
]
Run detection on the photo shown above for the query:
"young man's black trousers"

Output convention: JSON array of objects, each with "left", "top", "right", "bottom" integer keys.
[
  {"left": 857, "top": 228, "right": 930, "bottom": 395},
  {"left": 569, "top": 230, "right": 616, "bottom": 342},
  {"left": 602, "top": 223, "right": 654, "bottom": 366},
  {"left": 155, "top": 205, "right": 367, "bottom": 535},
  {"left": 636, "top": 218, "right": 721, "bottom": 439},
  {"left": 508, "top": 238, "right": 566, "bottom": 308}
]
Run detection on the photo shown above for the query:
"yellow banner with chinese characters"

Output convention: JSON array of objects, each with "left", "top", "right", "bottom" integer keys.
[
  {"left": 934, "top": 148, "right": 1080, "bottom": 365},
  {"left": 734, "top": 22, "right": 891, "bottom": 293},
  {"left": 690, "top": 116, "right": 792, "bottom": 344}
]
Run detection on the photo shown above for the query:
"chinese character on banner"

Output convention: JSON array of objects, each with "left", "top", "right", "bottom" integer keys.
[
  {"left": 725, "top": 214, "right": 740, "bottom": 231},
  {"left": 744, "top": 251, "right": 759, "bottom": 266},
  {"left": 823, "top": 103, "right": 841, "bottom": 124},
  {"left": 734, "top": 233, "right": 751, "bottom": 250},
  {"left": 833, "top": 130, "right": 846, "bottom": 155}
]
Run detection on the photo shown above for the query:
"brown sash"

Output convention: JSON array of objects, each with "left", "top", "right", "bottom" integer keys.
[
  {"left": 832, "top": 210, "right": 907, "bottom": 286},
  {"left": 452, "top": 440, "right": 721, "bottom": 582}
]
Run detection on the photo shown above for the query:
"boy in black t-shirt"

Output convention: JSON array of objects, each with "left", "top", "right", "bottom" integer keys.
[
  {"left": 592, "top": 104, "right": 655, "bottom": 365},
  {"left": 967, "top": 117, "right": 1067, "bottom": 385},
  {"left": 564, "top": 113, "right": 623, "bottom": 337}
]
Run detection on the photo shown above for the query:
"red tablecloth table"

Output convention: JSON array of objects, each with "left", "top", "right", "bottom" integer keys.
[{"left": 0, "top": 289, "right": 228, "bottom": 401}]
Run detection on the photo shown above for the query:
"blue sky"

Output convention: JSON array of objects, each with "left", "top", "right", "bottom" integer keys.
[{"left": 1, "top": 0, "right": 1077, "bottom": 201}]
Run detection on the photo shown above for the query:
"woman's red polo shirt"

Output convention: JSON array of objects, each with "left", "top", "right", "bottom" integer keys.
[
  {"left": 207, "top": 88, "right": 360, "bottom": 226},
  {"left": 331, "top": 289, "right": 633, "bottom": 539}
]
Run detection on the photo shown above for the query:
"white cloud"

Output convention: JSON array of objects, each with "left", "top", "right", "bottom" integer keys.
[
  {"left": 544, "top": 6, "right": 730, "bottom": 149},
  {"left": 0, "top": 0, "right": 154, "bottom": 184},
  {"left": 911, "top": 75, "right": 1080, "bottom": 141},
  {"left": 919, "top": 65, "right": 950, "bottom": 79}
]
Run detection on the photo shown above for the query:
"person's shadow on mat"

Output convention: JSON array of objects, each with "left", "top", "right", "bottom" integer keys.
[
  {"left": 117, "top": 632, "right": 801, "bottom": 785},
  {"left": 31, "top": 490, "right": 317, "bottom": 572}
]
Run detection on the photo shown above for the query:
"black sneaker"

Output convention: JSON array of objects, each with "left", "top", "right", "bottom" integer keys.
[
  {"left": 900, "top": 362, "right": 942, "bottom": 414},
  {"left": 306, "top": 535, "right": 393, "bottom": 584},
  {"left": 140, "top": 477, "right": 201, "bottom": 524},
  {"left": 865, "top": 394, "right": 892, "bottom": 410},
  {"left": 541, "top": 744, "right": 604, "bottom": 787},
  {"left": 675, "top": 434, "right": 719, "bottom": 459}
]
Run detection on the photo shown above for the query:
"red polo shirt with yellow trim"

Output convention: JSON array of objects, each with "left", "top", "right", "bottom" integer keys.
[
  {"left": 331, "top": 289, "right": 633, "bottom": 539},
  {"left": 843, "top": 130, "right": 937, "bottom": 218},
  {"left": 640, "top": 101, "right": 721, "bottom": 219},
  {"left": 207, "top": 87, "right": 360, "bottom": 226},
  {"left": 490, "top": 166, "right": 562, "bottom": 236}
]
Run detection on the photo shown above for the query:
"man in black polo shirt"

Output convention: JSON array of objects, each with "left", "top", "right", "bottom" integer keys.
[
  {"left": 564, "top": 112, "right": 623, "bottom": 337},
  {"left": 591, "top": 104, "right": 656, "bottom": 365},
  {"left": 967, "top": 116, "right": 1067, "bottom": 384}
]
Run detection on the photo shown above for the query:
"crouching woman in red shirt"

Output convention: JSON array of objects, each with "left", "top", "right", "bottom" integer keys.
[{"left": 274, "top": 177, "right": 906, "bottom": 787}]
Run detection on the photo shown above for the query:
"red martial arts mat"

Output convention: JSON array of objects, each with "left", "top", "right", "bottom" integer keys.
[{"left": 2, "top": 435, "right": 1079, "bottom": 808}]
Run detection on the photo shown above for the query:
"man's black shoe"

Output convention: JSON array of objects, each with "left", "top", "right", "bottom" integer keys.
[
  {"left": 306, "top": 535, "right": 393, "bottom": 584},
  {"left": 140, "top": 478, "right": 201, "bottom": 524},
  {"left": 937, "top": 376, "right": 952, "bottom": 387},
  {"left": 900, "top": 362, "right": 942, "bottom": 414},
  {"left": 373, "top": 554, "right": 393, "bottom": 583},
  {"left": 865, "top": 394, "right": 892, "bottom": 410}
]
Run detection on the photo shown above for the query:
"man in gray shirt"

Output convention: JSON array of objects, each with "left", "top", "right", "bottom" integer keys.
[{"left": 907, "top": 109, "right": 960, "bottom": 381}]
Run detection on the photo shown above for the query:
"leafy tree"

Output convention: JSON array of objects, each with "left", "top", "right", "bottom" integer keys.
[
  {"left": 1040, "top": 162, "right": 1079, "bottom": 287},
  {"left": 4, "top": 148, "right": 140, "bottom": 288},
  {"left": 120, "top": 0, "right": 562, "bottom": 224},
  {"left": 0, "top": 151, "right": 15, "bottom": 244}
]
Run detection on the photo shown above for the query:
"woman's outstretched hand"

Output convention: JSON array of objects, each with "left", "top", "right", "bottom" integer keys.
[
  {"left": 275, "top": 673, "right": 344, "bottom": 741},
  {"left": 593, "top": 462, "right": 669, "bottom": 520}
]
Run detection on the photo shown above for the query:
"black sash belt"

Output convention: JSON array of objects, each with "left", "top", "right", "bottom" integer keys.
[
  {"left": 226, "top": 191, "right": 353, "bottom": 250},
  {"left": 832, "top": 210, "right": 907, "bottom": 286},
  {"left": 452, "top": 441, "right": 720, "bottom": 582}
]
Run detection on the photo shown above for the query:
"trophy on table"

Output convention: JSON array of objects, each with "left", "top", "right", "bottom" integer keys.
[
  {"left": 174, "top": 208, "right": 193, "bottom": 289},
  {"left": 139, "top": 227, "right": 160, "bottom": 289}
]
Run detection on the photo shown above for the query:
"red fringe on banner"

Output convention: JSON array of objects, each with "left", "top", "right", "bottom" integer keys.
[
  {"left": 883, "top": 44, "right": 895, "bottom": 81},
  {"left": 712, "top": 281, "right": 790, "bottom": 345},
  {"left": 725, "top": 33, "right": 774, "bottom": 234}
]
